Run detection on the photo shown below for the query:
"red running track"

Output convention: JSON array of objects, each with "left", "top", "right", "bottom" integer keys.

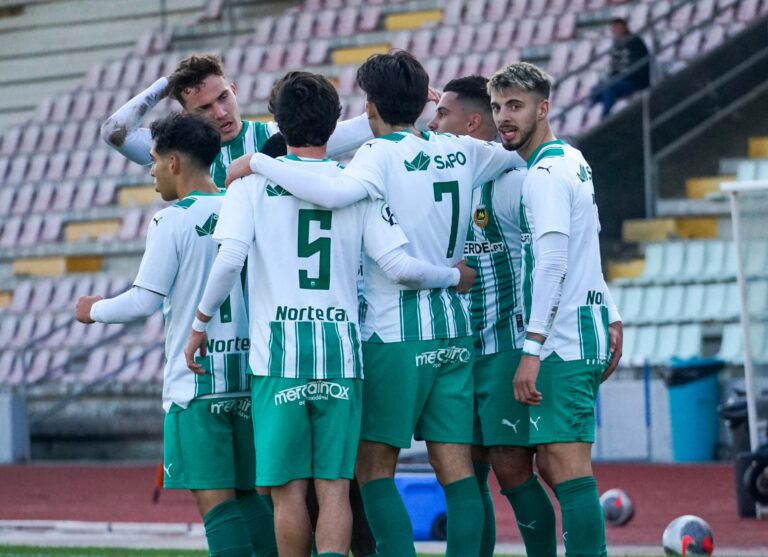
[{"left": 0, "top": 462, "right": 765, "bottom": 549}]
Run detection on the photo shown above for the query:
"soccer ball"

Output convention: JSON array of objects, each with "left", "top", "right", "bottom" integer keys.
[
  {"left": 599, "top": 488, "right": 634, "bottom": 526},
  {"left": 662, "top": 515, "right": 714, "bottom": 555}
]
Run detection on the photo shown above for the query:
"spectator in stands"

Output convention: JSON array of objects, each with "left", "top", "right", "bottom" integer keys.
[
  {"left": 590, "top": 17, "right": 651, "bottom": 117},
  {"left": 76, "top": 113, "right": 278, "bottom": 557}
]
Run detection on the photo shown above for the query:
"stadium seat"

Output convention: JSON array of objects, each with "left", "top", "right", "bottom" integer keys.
[
  {"left": 28, "top": 280, "right": 54, "bottom": 313},
  {"left": 0, "top": 187, "right": 14, "bottom": 217},
  {"left": 11, "top": 314, "right": 36, "bottom": 349},
  {"left": 18, "top": 125, "right": 41, "bottom": 154},
  {"left": 659, "top": 284, "right": 686, "bottom": 323},
  {"left": 8, "top": 282, "right": 32, "bottom": 313},
  {"left": 85, "top": 149, "right": 109, "bottom": 178},
  {"left": 633, "top": 325, "right": 658, "bottom": 366},
  {"left": 38, "top": 125, "right": 60, "bottom": 153},
  {"left": 306, "top": 39, "right": 330, "bottom": 66},
  {"left": 638, "top": 285, "right": 664, "bottom": 324},
  {"left": 77, "top": 120, "right": 100, "bottom": 150},
  {"left": 701, "top": 282, "right": 727, "bottom": 321},
  {"left": 533, "top": 16, "right": 556, "bottom": 46},
  {"left": 358, "top": 6, "right": 381, "bottom": 32},
  {"left": 40, "top": 214, "right": 62, "bottom": 243},
  {"left": 95, "top": 178, "right": 117, "bottom": 206},
  {"left": 72, "top": 180, "right": 97, "bottom": 211},
  {"left": 0, "top": 351, "right": 19, "bottom": 384},
  {"left": 284, "top": 41, "right": 309, "bottom": 70},
  {"left": 80, "top": 347, "right": 108, "bottom": 383},
  {"left": 620, "top": 285, "right": 644, "bottom": 323},
  {"left": 316, "top": 9, "right": 338, "bottom": 38},
  {"left": 747, "top": 280, "right": 768, "bottom": 318},
  {"left": 52, "top": 181, "right": 76, "bottom": 211},
  {"left": 19, "top": 214, "right": 43, "bottom": 247},
  {"left": 464, "top": 0, "right": 486, "bottom": 24},
  {"left": 442, "top": 0, "right": 463, "bottom": 25},
  {"left": 460, "top": 53, "right": 482, "bottom": 78},
  {"left": 411, "top": 29, "right": 434, "bottom": 60},
  {"left": 0, "top": 217, "right": 22, "bottom": 249},
  {"left": 46, "top": 152, "right": 69, "bottom": 181},
  {"left": 12, "top": 185, "right": 34, "bottom": 215},
  {"left": 745, "top": 239, "right": 768, "bottom": 277},
  {"left": 26, "top": 153, "right": 48, "bottom": 182},
  {"left": 681, "top": 283, "right": 706, "bottom": 322},
  {"left": 295, "top": 11, "right": 316, "bottom": 41},
  {"left": 273, "top": 13, "right": 296, "bottom": 43},
  {"left": 119, "top": 209, "right": 143, "bottom": 241},
  {"left": 495, "top": 20, "right": 517, "bottom": 50},
  {"left": 116, "top": 346, "right": 145, "bottom": 383},
  {"left": 0, "top": 157, "right": 8, "bottom": 182},
  {"left": 70, "top": 91, "right": 93, "bottom": 121},
  {"left": 513, "top": 18, "right": 536, "bottom": 48},
  {"left": 50, "top": 277, "right": 76, "bottom": 311}
]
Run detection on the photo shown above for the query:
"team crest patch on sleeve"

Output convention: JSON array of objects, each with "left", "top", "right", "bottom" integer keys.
[
  {"left": 380, "top": 202, "right": 398, "bottom": 225},
  {"left": 473, "top": 204, "right": 489, "bottom": 228}
]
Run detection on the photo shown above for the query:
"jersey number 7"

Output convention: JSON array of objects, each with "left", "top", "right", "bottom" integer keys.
[{"left": 433, "top": 181, "right": 459, "bottom": 258}]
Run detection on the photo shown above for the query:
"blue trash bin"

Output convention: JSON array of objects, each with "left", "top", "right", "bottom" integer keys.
[
  {"left": 666, "top": 357, "right": 723, "bottom": 462},
  {"left": 394, "top": 472, "right": 447, "bottom": 540}
]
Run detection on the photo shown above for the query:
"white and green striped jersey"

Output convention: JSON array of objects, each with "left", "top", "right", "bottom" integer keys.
[
  {"left": 345, "top": 130, "right": 520, "bottom": 343},
  {"left": 209, "top": 120, "right": 278, "bottom": 187},
  {"left": 520, "top": 139, "right": 612, "bottom": 363},
  {"left": 465, "top": 167, "right": 526, "bottom": 355},
  {"left": 134, "top": 192, "right": 250, "bottom": 412},
  {"left": 213, "top": 155, "right": 409, "bottom": 379}
]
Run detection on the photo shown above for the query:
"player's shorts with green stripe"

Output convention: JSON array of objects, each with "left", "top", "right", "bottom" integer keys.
[
  {"left": 528, "top": 353, "right": 606, "bottom": 445},
  {"left": 361, "top": 336, "right": 475, "bottom": 448},
  {"left": 473, "top": 348, "right": 531, "bottom": 447},
  {"left": 163, "top": 395, "right": 255, "bottom": 490},
  {"left": 251, "top": 376, "right": 362, "bottom": 486}
]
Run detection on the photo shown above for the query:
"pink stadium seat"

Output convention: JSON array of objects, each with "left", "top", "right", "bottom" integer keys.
[
  {"left": 337, "top": 7, "right": 359, "bottom": 35},
  {"left": 29, "top": 280, "right": 54, "bottom": 313},
  {"left": 80, "top": 347, "right": 107, "bottom": 383},
  {"left": 32, "top": 184, "right": 54, "bottom": 213},
  {"left": 6, "top": 155, "right": 29, "bottom": 184},
  {"left": 52, "top": 181, "right": 76, "bottom": 211},
  {"left": 533, "top": 16, "right": 556, "bottom": 46},
  {"left": 108, "top": 89, "right": 132, "bottom": 117},
  {"left": 548, "top": 42, "right": 570, "bottom": 75},
  {"left": 500, "top": 48, "right": 522, "bottom": 68},
  {"left": 83, "top": 63, "right": 103, "bottom": 89},
  {"left": 72, "top": 179, "right": 96, "bottom": 210},
  {"left": 233, "top": 74, "right": 253, "bottom": 104},
  {"left": 254, "top": 17, "right": 275, "bottom": 44},
  {"left": 442, "top": 0, "right": 463, "bottom": 25},
  {"left": 253, "top": 74, "right": 276, "bottom": 101},
  {"left": 494, "top": 19, "right": 516, "bottom": 49},
  {"left": 336, "top": 65, "right": 358, "bottom": 96},
  {"left": 1, "top": 126, "right": 21, "bottom": 155},
  {"left": 553, "top": 75, "right": 578, "bottom": 107},
  {"left": 410, "top": 28, "right": 434, "bottom": 60},
  {"left": 702, "top": 25, "right": 726, "bottom": 52},
  {"left": 35, "top": 97, "right": 54, "bottom": 122},
  {"left": 437, "top": 55, "right": 462, "bottom": 86},
  {"left": 122, "top": 59, "right": 143, "bottom": 88},
  {"left": 0, "top": 351, "right": 18, "bottom": 384},
  {"left": 139, "top": 312, "right": 164, "bottom": 343},
  {"left": 652, "top": 0, "right": 674, "bottom": 23},
  {"left": 223, "top": 46, "right": 244, "bottom": 76},
  {"left": 26, "top": 153, "right": 48, "bottom": 182},
  {"left": 679, "top": 30, "right": 703, "bottom": 60},
  {"left": 263, "top": 44, "right": 287, "bottom": 72},
  {"left": 117, "top": 346, "right": 144, "bottom": 383},
  {"left": 90, "top": 91, "right": 113, "bottom": 119},
  {"left": 480, "top": 51, "right": 502, "bottom": 79},
  {"left": 40, "top": 214, "right": 62, "bottom": 243},
  {"left": 66, "top": 150, "right": 89, "bottom": 179},
  {"left": 105, "top": 150, "right": 127, "bottom": 176},
  {"left": 670, "top": 2, "right": 695, "bottom": 29},
  {"left": 295, "top": 11, "right": 316, "bottom": 40},
  {"left": 71, "top": 276, "right": 94, "bottom": 301},
  {"left": 526, "top": 0, "right": 547, "bottom": 16},
  {"left": 38, "top": 125, "right": 59, "bottom": 153},
  {"left": 628, "top": 3, "right": 650, "bottom": 31},
  {"left": 85, "top": 149, "right": 108, "bottom": 177},
  {"left": 0, "top": 318, "right": 18, "bottom": 349},
  {"left": 242, "top": 46, "right": 265, "bottom": 75},
  {"left": 571, "top": 40, "right": 594, "bottom": 68},
  {"left": 422, "top": 58, "right": 441, "bottom": 83},
  {"left": 50, "top": 93, "right": 73, "bottom": 123},
  {"left": 56, "top": 122, "right": 80, "bottom": 151},
  {"left": 45, "top": 152, "right": 68, "bottom": 181},
  {"left": 19, "top": 214, "right": 43, "bottom": 247},
  {"left": 0, "top": 157, "right": 9, "bottom": 182},
  {"left": 284, "top": 41, "right": 308, "bottom": 69},
  {"left": 119, "top": 208, "right": 143, "bottom": 240},
  {"left": 18, "top": 125, "right": 41, "bottom": 154},
  {"left": 12, "top": 186, "right": 34, "bottom": 215},
  {"left": 513, "top": 18, "right": 536, "bottom": 47},
  {"left": 472, "top": 22, "right": 495, "bottom": 53},
  {"left": 547, "top": 0, "right": 568, "bottom": 13},
  {"left": 95, "top": 179, "right": 116, "bottom": 206},
  {"left": 138, "top": 347, "right": 164, "bottom": 383},
  {"left": 389, "top": 31, "right": 411, "bottom": 52},
  {"left": 465, "top": 0, "right": 486, "bottom": 23},
  {"left": 306, "top": 39, "right": 330, "bottom": 66},
  {"left": 77, "top": 119, "right": 100, "bottom": 149},
  {"left": 9, "top": 283, "right": 31, "bottom": 313},
  {"left": 554, "top": 12, "right": 577, "bottom": 41},
  {"left": 509, "top": 0, "right": 529, "bottom": 18},
  {"left": 317, "top": 9, "right": 339, "bottom": 38},
  {"left": 577, "top": 71, "right": 600, "bottom": 101},
  {"left": 70, "top": 91, "right": 93, "bottom": 121},
  {"left": 486, "top": 0, "right": 509, "bottom": 18},
  {"left": 2, "top": 352, "right": 24, "bottom": 386},
  {"left": 11, "top": 314, "right": 35, "bottom": 348},
  {"left": 50, "top": 277, "right": 76, "bottom": 311},
  {"left": 0, "top": 187, "right": 14, "bottom": 217},
  {"left": 273, "top": 14, "right": 296, "bottom": 42},
  {"left": 459, "top": 53, "right": 482, "bottom": 77},
  {"left": 433, "top": 26, "right": 457, "bottom": 58},
  {"left": 141, "top": 55, "right": 165, "bottom": 84},
  {"left": 91, "top": 275, "right": 110, "bottom": 299},
  {"left": 452, "top": 25, "right": 475, "bottom": 55},
  {"left": 737, "top": 0, "right": 759, "bottom": 21},
  {"left": 102, "top": 59, "right": 125, "bottom": 90}
]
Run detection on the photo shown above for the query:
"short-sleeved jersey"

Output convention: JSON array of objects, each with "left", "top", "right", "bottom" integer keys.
[
  {"left": 465, "top": 167, "right": 526, "bottom": 356},
  {"left": 344, "top": 130, "right": 520, "bottom": 343},
  {"left": 213, "top": 155, "right": 408, "bottom": 379},
  {"left": 520, "top": 139, "right": 612, "bottom": 363},
  {"left": 209, "top": 120, "right": 279, "bottom": 187},
  {"left": 134, "top": 192, "right": 250, "bottom": 412}
]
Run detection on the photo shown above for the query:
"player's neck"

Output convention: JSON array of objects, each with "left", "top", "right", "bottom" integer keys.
[
  {"left": 287, "top": 145, "right": 328, "bottom": 160},
  {"left": 517, "top": 122, "right": 556, "bottom": 163},
  {"left": 176, "top": 173, "right": 218, "bottom": 199},
  {"left": 376, "top": 122, "right": 419, "bottom": 138}
]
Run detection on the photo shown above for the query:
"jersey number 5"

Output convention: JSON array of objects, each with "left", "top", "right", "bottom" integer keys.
[
  {"left": 298, "top": 209, "right": 332, "bottom": 290},
  {"left": 433, "top": 180, "right": 459, "bottom": 258}
]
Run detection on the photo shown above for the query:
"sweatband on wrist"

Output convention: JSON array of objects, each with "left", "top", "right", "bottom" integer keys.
[
  {"left": 192, "top": 317, "right": 209, "bottom": 333},
  {"left": 522, "top": 338, "right": 543, "bottom": 357}
]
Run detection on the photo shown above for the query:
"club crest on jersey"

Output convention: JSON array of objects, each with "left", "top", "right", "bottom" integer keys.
[
  {"left": 473, "top": 204, "right": 489, "bottom": 228},
  {"left": 404, "top": 151, "right": 431, "bottom": 172},
  {"left": 380, "top": 202, "right": 398, "bottom": 226},
  {"left": 195, "top": 213, "right": 218, "bottom": 237}
]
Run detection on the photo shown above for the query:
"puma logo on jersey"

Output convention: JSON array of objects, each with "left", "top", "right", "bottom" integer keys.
[
  {"left": 530, "top": 416, "right": 542, "bottom": 431},
  {"left": 501, "top": 418, "right": 520, "bottom": 433},
  {"left": 163, "top": 463, "right": 173, "bottom": 478},
  {"left": 537, "top": 165, "right": 552, "bottom": 174},
  {"left": 152, "top": 216, "right": 163, "bottom": 226},
  {"left": 518, "top": 520, "right": 536, "bottom": 530}
]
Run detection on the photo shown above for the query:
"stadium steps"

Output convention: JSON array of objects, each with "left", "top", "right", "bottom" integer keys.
[
  {"left": 621, "top": 217, "right": 719, "bottom": 243},
  {"left": 12, "top": 255, "right": 102, "bottom": 277}
]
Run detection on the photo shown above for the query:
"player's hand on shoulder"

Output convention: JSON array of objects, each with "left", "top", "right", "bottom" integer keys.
[
  {"left": 454, "top": 259, "right": 476, "bottom": 294},
  {"left": 513, "top": 355, "right": 543, "bottom": 406},
  {"left": 224, "top": 154, "right": 255, "bottom": 189},
  {"left": 75, "top": 295, "right": 102, "bottom": 324},
  {"left": 603, "top": 321, "right": 623, "bottom": 382},
  {"left": 184, "top": 330, "right": 208, "bottom": 375}
]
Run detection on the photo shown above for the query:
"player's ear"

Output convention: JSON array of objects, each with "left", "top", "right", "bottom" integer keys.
[
  {"left": 538, "top": 98, "right": 549, "bottom": 121},
  {"left": 230, "top": 81, "right": 238, "bottom": 97},
  {"left": 365, "top": 100, "right": 376, "bottom": 120},
  {"left": 467, "top": 112, "right": 482, "bottom": 134},
  {"left": 168, "top": 152, "right": 179, "bottom": 173}
]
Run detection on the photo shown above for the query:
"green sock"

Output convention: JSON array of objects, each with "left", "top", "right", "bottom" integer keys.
[
  {"left": 502, "top": 474, "right": 557, "bottom": 557},
  {"left": 554, "top": 476, "right": 607, "bottom": 557},
  {"left": 236, "top": 491, "right": 277, "bottom": 557},
  {"left": 203, "top": 499, "right": 253, "bottom": 557},
  {"left": 444, "top": 476, "right": 484, "bottom": 557},
  {"left": 473, "top": 460, "right": 496, "bottom": 557},
  {"left": 259, "top": 493, "right": 274, "bottom": 512},
  {"left": 360, "top": 478, "right": 416, "bottom": 557}
]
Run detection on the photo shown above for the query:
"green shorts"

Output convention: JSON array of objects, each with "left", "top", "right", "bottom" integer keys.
[
  {"left": 251, "top": 377, "right": 362, "bottom": 487},
  {"left": 473, "top": 349, "right": 531, "bottom": 447},
  {"left": 528, "top": 354, "right": 605, "bottom": 445},
  {"left": 163, "top": 396, "right": 255, "bottom": 490},
  {"left": 361, "top": 336, "right": 475, "bottom": 448}
]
